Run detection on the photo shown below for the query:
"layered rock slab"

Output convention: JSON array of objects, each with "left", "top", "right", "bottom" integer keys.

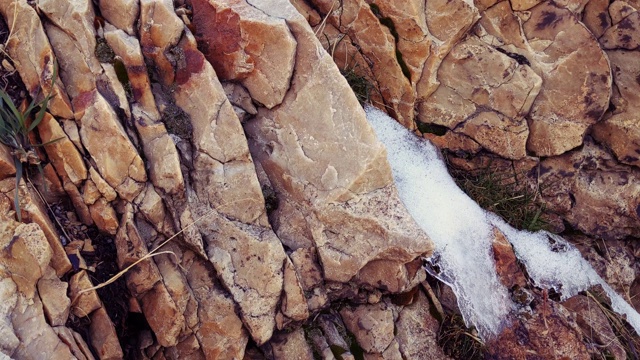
[{"left": 219, "top": 0, "right": 435, "bottom": 287}]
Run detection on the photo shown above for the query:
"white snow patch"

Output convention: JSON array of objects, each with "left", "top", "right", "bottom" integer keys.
[{"left": 364, "top": 105, "right": 640, "bottom": 338}]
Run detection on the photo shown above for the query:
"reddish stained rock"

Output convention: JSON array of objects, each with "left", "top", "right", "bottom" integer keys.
[
  {"left": 37, "top": 113, "right": 87, "bottom": 186},
  {"left": 492, "top": 227, "right": 527, "bottom": 289},
  {"left": 190, "top": 0, "right": 296, "bottom": 108}
]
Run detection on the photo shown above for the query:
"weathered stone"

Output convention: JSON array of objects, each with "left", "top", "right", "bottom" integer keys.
[
  {"left": 243, "top": 1, "right": 433, "bottom": 290},
  {"left": 290, "top": 248, "right": 324, "bottom": 291},
  {"left": 395, "top": 290, "right": 449, "bottom": 359},
  {"left": 488, "top": 301, "right": 589, "bottom": 359},
  {"left": 592, "top": 49, "right": 640, "bottom": 168},
  {"left": 82, "top": 179, "right": 101, "bottom": 206},
  {"left": 0, "top": 145, "right": 15, "bottom": 181},
  {"left": 582, "top": 0, "right": 612, "bottom": 37},
  {"left": 69, "top": 270, "right": 102, "bottom": 318},
  {"left": 53, "top": 327, "right": 96, "bottom": 360},
  {"left": 492, "top": 227, "right": 528, "bottom": 289},
  {"left": 38, "top": 113, "right": 87, "bottom": 185},
  {"left": 37, "top": 267, "right": 70, "bottom": 326},
  {"left": 10, "top": 296, "right": 76, "bottom": 359},
  {"left": 89, "top": 167, "right": 117, "bottom": 202},
  {"left": 78, "top": 91, "right": 146, "bottom": 201},
  {"left": 0, "top": 223, "right": 51, "bottom": 299},
  {"left": 355, "top": 258, "right": 425, "bottom": 294},
  {"left": 308, "top": 0, "right": 416, "bottom": 128},
  {"left": 522, "top": 1, "right": 611, "bottom": 156},
  {"left": 184, "top": 256, "right": 249, "bottom": 359},
  {"left": 103, "top": 24, "right": 184, "bottom": 195},
  {"left": 537, "top": 138, "right": 640, "bottom": 239},
  {"left": 191, "top": 0, "right": 297, "bottom": 108},
  {"left": 37, "top": 163, "right": 66, "bottom": 203},
  {"left": 0, "top": 0, "right": 74, "bottom": 119},
  {"left": 89, "top": 307, "right": 124, "bottom": 360},
  {"left": 279, "top": 258, "right": 309, "bottom": 324},
  {"left": 140, "top": 281, "right": 185, "bottom": 347},
  {"left": 115, "top": 204, "right": 161, "bottom": 296},
  {"left": 99, "top": 0, "right": 139, "bottom": 35},
  {"left": 600, "top": 11, "right": 640, "bottom": 50},
  {"left": 0, "top": 179, "right": 72, "bottom": 276},
  {"left": 340, "top": 302, "right": 395, "bottom": 354},
  {"left": 89, "top": 198, "right": 118, "bottom": 235},
  {"left": 267, "top": 328, "right": 314, "bottom": 360},
  {"left": 64, "top": 180, "right": 94, "bottom": 226},
  {"left": 563, "top": 294, "right": 626, "bottom": 359}
]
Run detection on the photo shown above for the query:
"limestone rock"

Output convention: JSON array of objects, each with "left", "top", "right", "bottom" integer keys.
[
  {"left": 0, "top": 0, "right": 73, "bottom": 119},
  {"left": 140, "top": 282, "right": 185, "bottom": 347},
  {"left": 69, "top": 270, "right": 102, "bottom": 318},
  {"left": 53, "top": 327, "right": 96, "bottom": 360},
  {"left": 103, "top": 24, "right": 184, "bottom": 195},
  {"left": 0, "top": 145, "right": 15, "bottom": 181},
  {"left": 190, "top": 0, "right": 297, "bottom": 108},
  {"left": 38, "top": 113, "right": 87, "bottom": 185},
  {"left": 242, "top": 0, "right": 433, "bottom": 289},
  {"left": 537, "top": 138, "right": 640, "bottom": 240},
  {"left": 522, "top": 1, "right": 611, "bottom": 156},
  {"left": 395, "top": 291, "right": 450, "bottom": 360},
  {"left": 340, "top": 302, "right": 395, "bottom": 354},
  {"left": 492, "top": 227, "right": 527, "bottom": 289},
  {"left": 563, "top": 294, "right": 626, "bottom": 359},
  {"left": 592, "top": 50, "right": 640, "bottom": 168},
  {"left": 99, "top": 0, "right": 139, "bottom": 35},
  {"left": 88, "top": 198, "right": 118, "bottom": 235},
  {"left": 266, "top": 328, "right": 314, "bottom": 360},
  {"left": 89, "top": 307, "right": 124, "bottom": 360},
  {"left": 37, "top": 267, "right": 70, "bottom": 326},
  {"left": 600, "top": 11, "right": 640, "bottom": 50}
]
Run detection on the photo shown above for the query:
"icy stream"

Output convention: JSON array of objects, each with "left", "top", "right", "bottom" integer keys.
[{"left": 365, "top": 105, "right": 640, "bottom": 339}]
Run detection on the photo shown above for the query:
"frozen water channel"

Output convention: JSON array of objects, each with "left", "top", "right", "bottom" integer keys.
[{"left": 365, "top": 105, "right": 640, "bottom": 339}]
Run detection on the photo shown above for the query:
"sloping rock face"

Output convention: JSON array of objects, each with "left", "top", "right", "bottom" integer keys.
[{"left": 0, "top": 0, "right": 434, "bottom": 358}]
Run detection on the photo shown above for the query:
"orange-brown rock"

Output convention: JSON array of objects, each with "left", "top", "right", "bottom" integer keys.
[{"left": 38, "top": 113, "right": 87, "bottom": 186}]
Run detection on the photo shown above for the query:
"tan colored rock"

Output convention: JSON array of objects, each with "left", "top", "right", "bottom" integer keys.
[
  {"left": 537, "top": 138, "right": 640, "bottom": 240},
  {"left": 267, "top": 328, "right": 314, "bottom": 360},
  {"left": 0, "top": 0, "right": 74, "bottom": 119},
  {"left": 184, "top": 256, "right": 249, "bottom": 359},
  {"left": 60, "top": 119, "right": 84, "bottom": 154},
  {"left": 522, "top": 1, "right": 611, "bottom": 156},
  {"left": 395, "top": 291, "right": 449, "bottom": 360},
  {"left": 0, "top": 178, "right": 72, "bottom": 276},
  {"left": 279, "top": 258, "right": 309, "bottom": 325},
  {"left": 308, "top": 0, "right": 416, "bottom": 128},
  {"left": 459, "top": 111, "right": 529, "bottom": 160},
  {"left": 89, "top": 198, "right": 119, "bottom": 235},
  {"left": 600, "top": 11, "right": 640, "bottom": 50},
  {"left": 582, "top": 0, "right": 612, "bottom": 37},
  {"left": 139, "top": 0, "right": 185, "bottom": 85},
  {"left": 0, "top": 223, "right": 51, "bottom": 299},
  {"left": 99, "top": 0, "right": 139, "bottom": 35},
  {"left": 10, "top": 296, "right": 77, "bottom": 359},
  {"left": 82, "top": 179, "right": 101, "bottom": 206},
  {"left": 190, "top": 0, "right": 297, "bottom": 108},
  {"left": 89, "top": 167, "right": 117, "bottom": 202},
  {"left": 355, "top": 259, "right": 425, "bottom": 294},
  {"left": 290, "top": 248, "right": 324, "bottom": 291},
  {"left": 243, "top": 0, "right": 433, "bottom": 289},
  {"left": 0, "top": 145, "right": 15, "bottom": 181},
  {"left": 53, "top": 327, "right": 96, "bottom": 360},
  {"left": 492, "top": 228, "right": 528, "bottom": 289},
  {"left": 141, "top": 282, "right": 185, "bottom": 347},
  {"left": 115, "top": 205, "right": 161, "bottom": 296},
  {"left": 340, "top": 302, "right": 395, "bottom": 354},
  {"left": 37, "top": 267, "right": 70, "bottom": 326},
  {"left": 38, "top": 113, "right": 88, "bottom": 185},
  {"left": 592, "top": 50, "right": 640, "bottom": 167},
  {"left": 64, "top": 181, "right": 94, "bottom": 226},
  {"left": 89, "top": 307, "right": 124, "bottom": 360},
  {"left": 103, "top": 24, "right": 184, "bottom": 195},
  {"left": 69, "top": 270, "right": 102, "bottom": 318},
  {"left": 79, "top": 91, "right": 146, "bottom": 201}
]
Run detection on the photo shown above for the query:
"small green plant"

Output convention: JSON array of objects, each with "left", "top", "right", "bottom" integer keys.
[
  {"left": 447, "top": 158, "right": 548, "bottom": 232},
  {"left": 0, "top": 66, "right": 58, "bottom": 221}
]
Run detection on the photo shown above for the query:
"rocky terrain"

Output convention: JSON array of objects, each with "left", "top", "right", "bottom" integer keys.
[{"left": 0, "top": 0, "right": 638, "bottom": 359}]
